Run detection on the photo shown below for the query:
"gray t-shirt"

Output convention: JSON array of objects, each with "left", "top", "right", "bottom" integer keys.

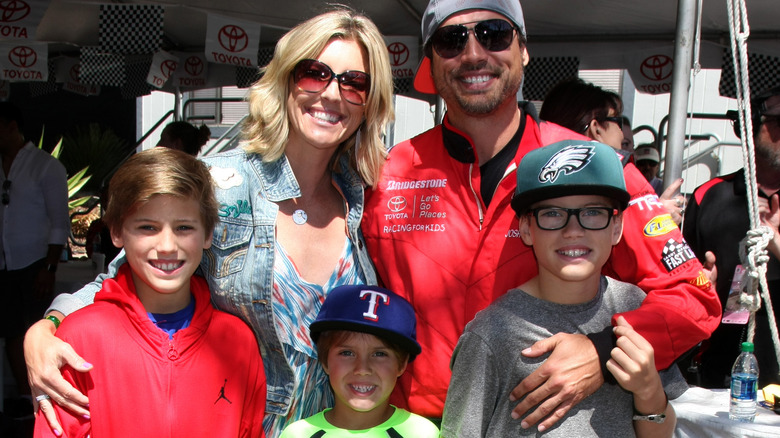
[{"left": 441, "top": 276, "right": 687, "bottom": 438}]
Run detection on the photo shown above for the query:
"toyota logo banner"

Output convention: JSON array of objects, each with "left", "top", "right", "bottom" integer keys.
[
  {"left": 54, "top": 56, "right": 100, "bottom": 96},
  {"left": 204, "top": 13, "right": 260, "bottom": 67},
  {"left": 171, "top": 51, "right": 209, "bottom": 88},
  {"left": 383, "top": 36, "right": 418, "bottom": 80},
  {"left": 146, "top": 50, "right": 179, "bottom": 88},
  {"left": 0, "top": 41, "right": 47, "bottom": 81},
  {"left": 624, "top": 46, "right": 676, "bottom": 95},
  {"left": 0, "top": 0, "right": 51, "bottom": 42}
]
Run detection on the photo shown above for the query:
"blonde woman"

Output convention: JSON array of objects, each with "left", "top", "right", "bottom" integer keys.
[{"left": 25, "top": 7, "right": 394, "bottom": 438}]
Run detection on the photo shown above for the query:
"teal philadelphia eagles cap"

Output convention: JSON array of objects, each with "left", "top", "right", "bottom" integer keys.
[
  {"left": 511, "top": 140, "right": 630, "bottom": 215},
  {"left": 310, "top": 285, "right": 422, "bottom": 360}
]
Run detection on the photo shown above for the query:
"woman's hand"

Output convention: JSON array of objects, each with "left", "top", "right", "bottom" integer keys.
[{"left": 24, "top": 315, "right": 92, "bottom": 434}]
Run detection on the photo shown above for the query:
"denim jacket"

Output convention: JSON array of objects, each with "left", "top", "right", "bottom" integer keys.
[{"left": 54, "top": 148, "right": 376, "bottom": 416}]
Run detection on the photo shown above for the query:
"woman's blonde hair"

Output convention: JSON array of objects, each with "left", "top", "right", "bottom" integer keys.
[{"left": 243, "top": 6, "right": 394, "bottom": 187}]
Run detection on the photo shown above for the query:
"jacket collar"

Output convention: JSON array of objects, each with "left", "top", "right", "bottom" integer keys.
[
  {"left": 246, "top": 150, "right": 364, "bottom": 209},
  {"left": 249, "top": 152, "right": 302, "bottom": 202},
  {"left": 97, "top": 264, "right": 213, "bottom": 354},
  {"left": 441, "top": 101, "right": 541, "bottom": 164}
]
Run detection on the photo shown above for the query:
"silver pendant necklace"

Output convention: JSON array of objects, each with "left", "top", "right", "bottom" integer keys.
[{"left": 292, "top": 209, "right": 308, "bottom": 225}]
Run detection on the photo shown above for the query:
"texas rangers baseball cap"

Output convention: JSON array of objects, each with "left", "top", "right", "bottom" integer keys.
[
  {"left": 634, "top": 145, "right": 660, "bottom": 163},
  {"left": 414, "top": 0, "right": 527, "bottom": 94},
  {"left": 511, "top": 140, "right": 630, "bottom": 215},
  {"left": 310, "top": 285, "right": 422, "bottom": 360}
]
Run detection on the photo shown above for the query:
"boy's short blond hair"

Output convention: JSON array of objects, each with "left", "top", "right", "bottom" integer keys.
[{"left": 103, "top": 147, "right": 219, "bottom": 236}]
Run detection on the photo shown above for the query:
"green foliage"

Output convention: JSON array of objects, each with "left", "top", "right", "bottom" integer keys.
[
  {"left": 38, "top": 128, "right": 92, "bottom": 212},
  {"left": 58, "top": 123, "right": 132, "bottom": 194}
]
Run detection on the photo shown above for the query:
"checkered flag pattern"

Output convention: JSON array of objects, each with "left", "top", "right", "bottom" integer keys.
[
  {"left": 258, "top": 47, "right": 274, "bottom": 68},
  {"left": 79, "top": 47, "right": 126, "bottom": 86},
  {"left": 662, "top": 238, "right": 682, "bottom": 255},
  {"left": 394, "top": 78, "right": 412, "bottom": 95},
  {"left": 29, "top": 59, "right": 59, "bottom": 97},
  {"left": 236, "top": 66, "right": 262, "bottom": 88},
  {"left": 523, "top": 57, "right": 579, "bottom": 101},
  {"left": 719, "top": 49, "right": 780, "bottom": 98},
  {"left": 121, "top": 56, "right": 154, "bottom": 99},
  {"left": 99, "top": 5, "right": 164, "bottom": 55}
]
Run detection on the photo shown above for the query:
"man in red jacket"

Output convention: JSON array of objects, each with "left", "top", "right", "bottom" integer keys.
[{"left": 361, "top": 0, "right": 721, "bottom": 431}]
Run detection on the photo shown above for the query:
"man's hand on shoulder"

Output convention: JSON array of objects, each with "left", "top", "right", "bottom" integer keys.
[{"left": 509, "top": 333, "right": 603, "bottom": 432}]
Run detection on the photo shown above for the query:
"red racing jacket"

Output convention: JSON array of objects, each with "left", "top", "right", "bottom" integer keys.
[{"left": 362, "top": 104, "right": 721, "bottom": 418}]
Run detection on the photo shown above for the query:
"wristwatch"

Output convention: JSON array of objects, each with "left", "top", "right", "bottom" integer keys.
[
  {"left": 46, "top": 263, "right": 57, "bottom": 273},
  {"left": 632, "top": 413, "right": 666, "bottom": 423}
]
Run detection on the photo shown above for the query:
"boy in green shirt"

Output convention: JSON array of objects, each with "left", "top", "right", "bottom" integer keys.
[{"left": 280, "top": 285, "right": 439, "bottom": 437}]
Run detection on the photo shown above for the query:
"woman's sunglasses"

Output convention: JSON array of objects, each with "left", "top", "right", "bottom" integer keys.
[
  {"left": 430, "top": 19, "right": 519, "bottom": 59},
  {"left": 601, "top": 116, "right": 624, "bottom": 130},
  {"left": 293, "top": 59, "right": 370, "bottom": 106}
]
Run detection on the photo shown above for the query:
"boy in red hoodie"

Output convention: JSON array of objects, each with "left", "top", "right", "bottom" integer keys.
[{"left": 33, "top": 148, "right": 266, "bottom": 438}]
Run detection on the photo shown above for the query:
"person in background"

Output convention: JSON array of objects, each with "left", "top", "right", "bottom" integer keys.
[
  {"left": 157, "top": 121, "right": 211, "bottom": 156},
  {"left": 0, "top": 102, "right": 68, "bottom": 413},
  {"left": 634, "top": 144, "right": 664, "bottom": 196},
  {"left": 621, "top": 116, "right": 635, "bottom": 152},
  {"left": 280, "top": 285, "right": 439, "bottom": 437},
  {"left": 361, "top": 0, "right": 719, "bottom": 430},
  {"left": 540, "top": 77, "right": 686, "bottom": 224},
  {"left": 540, "top": 78, "right": 626, "bottom": 150},
  {"left": 33, "top": 147, "right": 266, "bottom": 438},
  {"left": 683, "top": 86, "right": 780, "bottom": 388},
  {"left": 443, "top": 140, "right": 683, "bottom": 437},
  {"left": 24, "top": 7, "right": 395, "bottom": 438}
]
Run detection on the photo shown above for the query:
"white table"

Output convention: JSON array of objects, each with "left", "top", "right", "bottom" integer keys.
[{"left": 671, "top": 386, "right": 780, "bottom": 437}]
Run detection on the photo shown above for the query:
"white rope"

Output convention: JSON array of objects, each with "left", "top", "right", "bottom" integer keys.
[{"left": 726, "top": 0, "right": 780, "bottom": 368}]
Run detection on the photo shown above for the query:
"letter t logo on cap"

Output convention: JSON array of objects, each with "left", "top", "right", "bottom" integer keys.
[{"left": 360, "top": 290, "right": 389, "bottom": 321}]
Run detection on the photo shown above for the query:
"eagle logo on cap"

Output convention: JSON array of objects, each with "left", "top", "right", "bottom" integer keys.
[{"left": 538, "top": 145, "right": 595, "bottom": 184}]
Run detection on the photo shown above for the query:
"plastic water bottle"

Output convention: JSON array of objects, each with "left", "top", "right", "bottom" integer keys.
[{"left": 729, "top": 342, "right": 759, "bottom": 422}]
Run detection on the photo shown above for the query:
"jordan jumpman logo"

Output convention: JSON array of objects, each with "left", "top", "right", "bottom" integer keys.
[{"left": 214, "top": 379, "right": 232, "bottom": 404}]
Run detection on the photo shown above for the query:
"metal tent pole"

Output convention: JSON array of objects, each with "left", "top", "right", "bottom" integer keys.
[{"left": 664, "top": 0, "right": 698, "bottom": 189}]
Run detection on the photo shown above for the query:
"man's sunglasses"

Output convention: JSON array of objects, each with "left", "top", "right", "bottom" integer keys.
[
  {"left": 293, "top": 59, "right": 370, "bottom": 106},
  {"left": 430, "top": 19, "right": 519, "bottom": 59}
]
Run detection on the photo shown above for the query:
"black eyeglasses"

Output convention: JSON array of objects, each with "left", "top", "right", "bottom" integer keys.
[
  {"left": 293, "top": 59, "right": 370, "bottom": 106},
  {"left": 430, "top": 19, "right": 519, "bottom": 59},
  {"left": 529, "top": 207, "right": 618, "bottom": 231},
  {"left": 2, "top": 179, "right": 10, "bottom": 205},
  {"left": 600, "top": 116, "right": 624, "bottom": 130}
]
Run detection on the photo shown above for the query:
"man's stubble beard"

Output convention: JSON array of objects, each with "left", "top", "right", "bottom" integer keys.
[
  {"left": 755, "top": 138, "right": 780, "bottom": 175},
  {"left": 458, "top": 70, "right": 522, "bottom": 115},
  {"left": 435, "top": 61, "right": 524, "bottom": 116}
]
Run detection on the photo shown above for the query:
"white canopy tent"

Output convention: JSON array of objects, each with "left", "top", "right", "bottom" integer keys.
[
  {"left": 33, "top": 0, "right": 778, "bottom": 177},
  {"left": 36, "top": 1, "right": 780, "bottom": 65},
  {"left": 10, "top": 0, "right": 776, "bottom": 178}
]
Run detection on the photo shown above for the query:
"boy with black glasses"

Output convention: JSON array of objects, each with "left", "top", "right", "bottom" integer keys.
[{"left": 442, "top": 140, "right": 686, "bottom": 437}]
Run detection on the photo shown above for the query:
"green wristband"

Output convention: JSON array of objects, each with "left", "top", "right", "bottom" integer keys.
[{"left": 44, "top": 315, "right": 61, "bottom": 329}]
